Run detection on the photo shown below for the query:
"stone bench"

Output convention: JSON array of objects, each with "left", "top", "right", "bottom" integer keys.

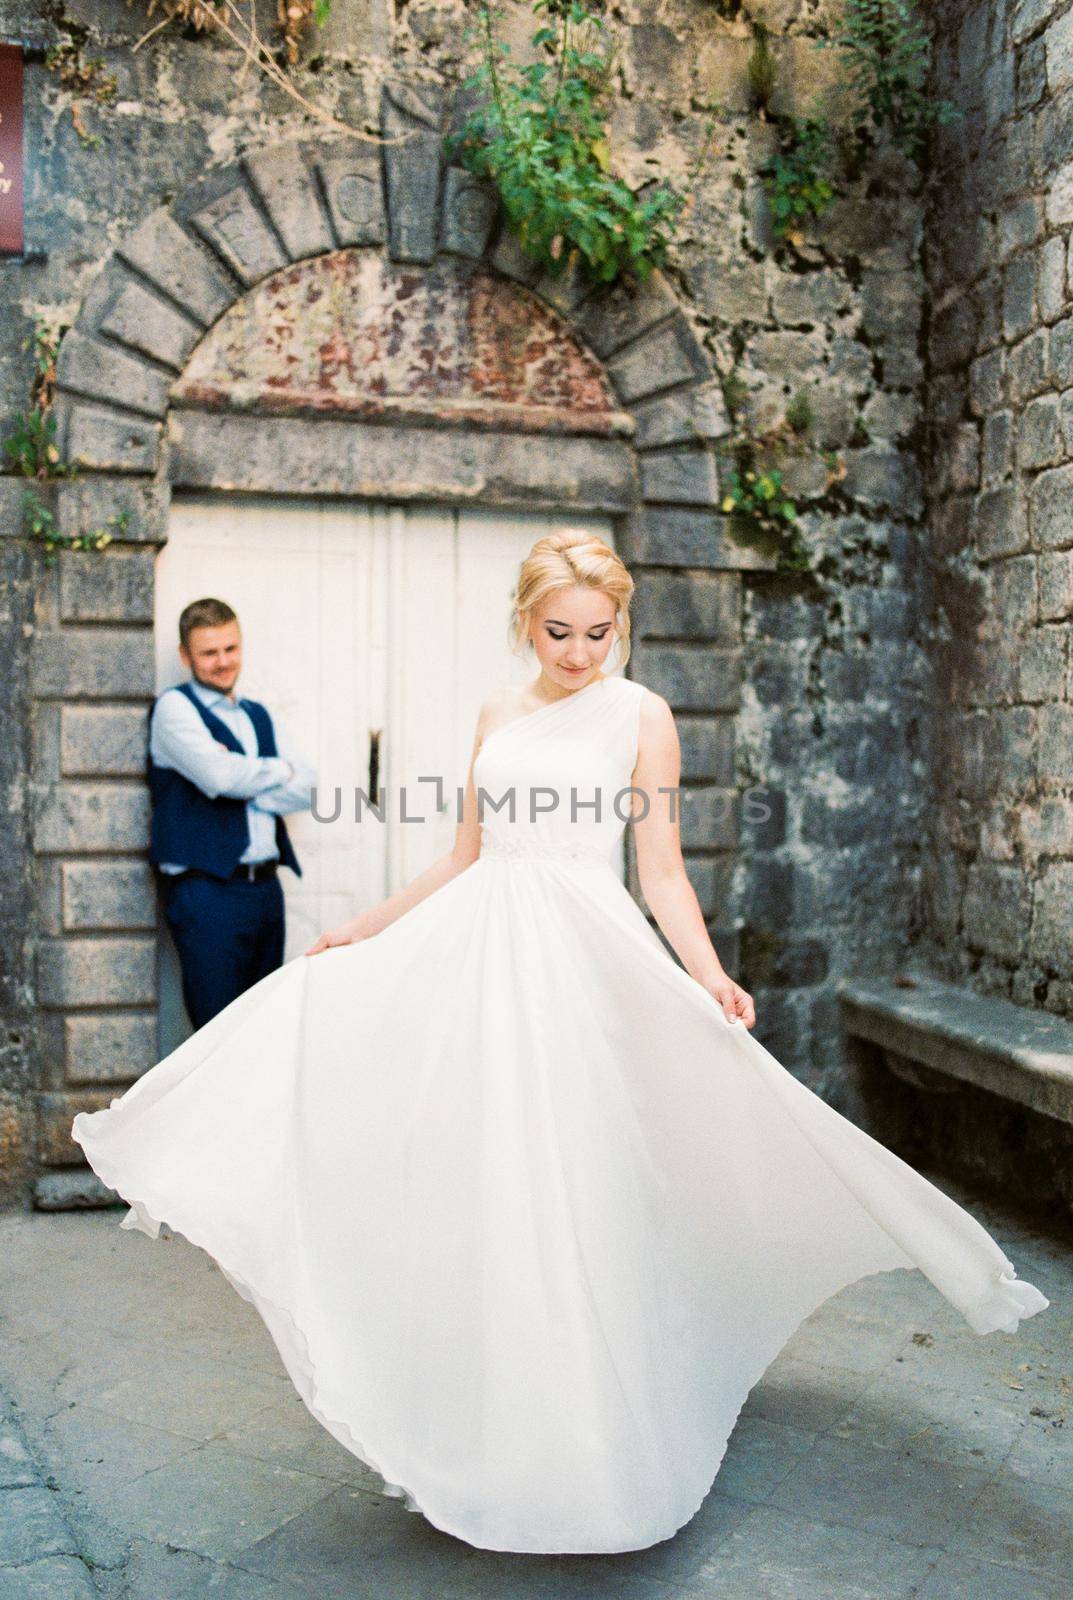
[{"left": 837, "top": 973, "right": 1073, "bottom": 1126}]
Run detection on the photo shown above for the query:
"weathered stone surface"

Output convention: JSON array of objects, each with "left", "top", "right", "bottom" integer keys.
[
  {"left": 631, "top": 643, "right": 741, "bottom": 710},
  {"left": 1029, "top": 461, "right": 1073, "bottom": 547},
  {"left": 64, "top": 1012, "right": 159, "bottom": 1085},
  {"left": 61, "top": 860, "right": 156, "bottom": 931},
  {"left": 77, "top": 259, "right": 203, "bottom": 371},
  {"left": 167, "top": 411, "right": 637, "bottom": 510},
  {"left": 633, "top": 570, "right": 740, "bottom": 642},
  {"left": 316, "top": 150, "right": 386, "bottom": 247},
  {"left": 58, "top": 547, "right": 155, "bottom": 623},
  {"left": 972, "top": 484, "right": 1028, "bottom": 557},
  {"left": 56, "top": 330, "right": 171, "bottom": 420},
  {"left": 36, "top": 937, "right": 156, "bottom": 1008},
  {"left": 58, "top": 402, "right": 162, "bottom": 475},
  {"left": 55, "top": 477, "right": 168, "bottom": 546},
  {"left": 639, "top": 447, "right": 721, "bottom": 504},
  {"left": 33, "top": 1166, "right": 123, "bottom": 1208},
  {"left": 604, "top": 315, "right": 710, "bottom": 405},
  {"left": 623, "top": 505, "right": 778, "bottom": 569},
  {"left": 630, "top": 381, "right": 731, "bottom": 449},
  {"left": 244, "top": 141, "right": 334, "bottom": 262},
  {"left": 1018, "top": 393, "right": 1062, "bottom": 467},
  {"left": 61, "top": 704, "right": 150, "bottom": 776},
  {"left": 440, "top": 167, "right": 499, "bottom": 260},
  {"left": 31, "top": 630, "right": 155, "bottom": 699},
  {"left": 571, "top": 270, "right": 679, "bottom": 359},
  {"left": 33, "top": 783, "right": 151, "bottom": 854},
  {"left": 117, "top": 207, "right": 235, "bottom": 326},
  {"left": 36, "top": 1090, "right": 125, "bottom": 1166},
  {"left": 381, "top": 81, "right": 444, "bottom": 264},
  {"left": 1031, "top": 861, "right": 1073, "bottom": 969},
  {"left": 175, "top": 167, "right": 288, "bottom": 285},
  {"left": 676, "top": 714, "right": 736, "bottom": 783},
  {"left": 678, "top": 786, "right": 739, "bottom": 851}
]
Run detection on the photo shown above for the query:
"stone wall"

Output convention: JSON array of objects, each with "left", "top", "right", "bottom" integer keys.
[
  {"left": 923, "top": 0, "right": 1073, "bottom": 1014},
  {"left": 0, "top": 0, "right": 932, "bottom": 1201}
]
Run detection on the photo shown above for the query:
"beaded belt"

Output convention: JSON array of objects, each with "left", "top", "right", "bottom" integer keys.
[{"left": 479, "top": 830, "right": 611, "bottom": 867}]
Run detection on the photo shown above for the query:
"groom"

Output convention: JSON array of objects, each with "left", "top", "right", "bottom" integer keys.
[{"left": 148, "top": 597, "right": 317, "bottom": 1030}]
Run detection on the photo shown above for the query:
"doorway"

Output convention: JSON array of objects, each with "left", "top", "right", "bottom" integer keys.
[{"left": 154, "top": 494, "right": 621, "bottom": 1049}]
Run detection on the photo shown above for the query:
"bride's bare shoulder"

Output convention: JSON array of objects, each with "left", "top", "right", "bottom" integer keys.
[
  {"left": 635, "top": 684, "right": 676, "bottom": 748},
  {"left": 474, "top": 683, "right": 527, "bottom": 743}
]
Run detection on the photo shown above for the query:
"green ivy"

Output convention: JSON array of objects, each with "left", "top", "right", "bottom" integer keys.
[
  {"left": 22, "top": 491, "right": 129, "bottom": 566},
  {"left": 758, "top": 112, "right": 835, "bottom": 242},
  {"left": 447, "top": 0, "right": 717, "bottom": 285},
  {"left": 816, "top": 0, "right": 961, "bottom": 162}
]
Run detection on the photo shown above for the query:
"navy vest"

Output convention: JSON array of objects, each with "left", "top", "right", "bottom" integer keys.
[{"left": 147, "top": 681, "right": 302, "bottom": 880}]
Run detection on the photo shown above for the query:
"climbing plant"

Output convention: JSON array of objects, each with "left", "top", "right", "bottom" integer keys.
[
  {"left": 3, "top": 320, "right": 128, "bottom": 564},
  {"left": 446, "top": 0, "right": 718, "bottom": 285}
]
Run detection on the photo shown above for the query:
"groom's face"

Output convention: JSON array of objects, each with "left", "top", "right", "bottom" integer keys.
[{"left": 180, "top": 620, "right": 243, "bottom": 698}]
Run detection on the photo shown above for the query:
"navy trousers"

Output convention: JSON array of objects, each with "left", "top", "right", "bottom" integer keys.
[{"left": 162, "top": 870, "right": 286, "bottom": 1031}]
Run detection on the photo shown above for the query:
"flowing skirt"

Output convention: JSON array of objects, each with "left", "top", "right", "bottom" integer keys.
[{"left": 71, "top": 856, "right": 1049, "bottom": 1553}]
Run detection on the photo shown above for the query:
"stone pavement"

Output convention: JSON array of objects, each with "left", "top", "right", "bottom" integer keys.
[{"left": 0, "top": 1174, "right": 1070, "bottom": 1600}]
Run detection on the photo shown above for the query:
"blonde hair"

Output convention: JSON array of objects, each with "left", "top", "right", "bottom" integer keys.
[{"left": 508, "top": 529, "right": 634, "bottom": 668}]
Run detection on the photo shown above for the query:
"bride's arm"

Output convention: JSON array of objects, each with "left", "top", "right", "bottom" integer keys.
[
  {"left": 305, "top": 708, "right": 491, "bottom": 955},
  {"left": 631, "top": 692, "right": 756, "bottom": 1028}
]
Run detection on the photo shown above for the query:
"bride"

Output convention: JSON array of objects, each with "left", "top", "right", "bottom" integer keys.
[{"left": 71, "top": 529, "right": 1048, "bottom": 1556}]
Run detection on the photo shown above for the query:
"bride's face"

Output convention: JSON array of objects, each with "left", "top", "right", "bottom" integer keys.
[{"left": 529, "top": 586, "right": 618, "bottom": 689}]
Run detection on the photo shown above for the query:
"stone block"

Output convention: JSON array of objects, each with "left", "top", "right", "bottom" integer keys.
[
  {"left": 56, "top": 330, "right": 171, "bottom": 420},
  {"left": 33, "top": 783, "right": 151, "bottom": 853},
  {"left": 58, "top": 546, "right": 155, "bottom": 622},
  {"left": 1030, "top": 460, "right": 1073, "bottom": 547},
  {"left": 316, "top": 150, "right": 386, "bottom": 247},
  {"left": 633, "top": 570, "right": 740, "bottom": 642},
  {"left": 34, "top": 1167, "right": 123, "bottom": 1208},
  {"left": 639, "top": 447, "right": 721, "bottom": 505},
  {"left": 61, "top": 704, "right": 150, "bottom": 776},
  {"left": 1030, "top": 861, "right": 1073, "bottom": 968},
  {"left": 117, "top": 207, "right": 235, "bottom": 327},
  {"left": 622, "top": 505, "right": 777, "bottom": 570},
  {"left": 842, "top": 449, "right": 923, "bottom": 517},
  {"left": 681, "top": 854, "right": 736, "bottom": 920},
  {"left": 77, "top": 259, "right": 203, "bottom": 371},
  {"left": 1018, "top": 394, "right": 1063, "bottom": 468},
  {"left": 59, "top": 402, "right": 161, "bottom": 475},
  {"left": 630, "top": 381, "right": 730, "bottom": 449},
  {"left": 631, "top": 643, "right": 741, "bottom": 711},
  {"left": 1004, "top": 248, "right": 1036, "bottom": 339},
  {"left": 678, "top": 786, "right": 738, "bottom": 851},
  {"left": 529, "top": 256, "right": 595, "bottom": 319},
  {"left": 676, "top": 715, "right": 736, "bottom": 785},
  {"left": 36, "top": 937, "right": 156, "bottom": 1008},
  {"left": 605, "top": 315, "right": 711, "bottom": 406},
  {"left": 571, "top": 270, "right": 679, "bottom": 359},
  {"left": 972, "top": 480, "right": 1029, "bottom": 563},
  {"left": 31, "top": 629, "right": 155, "bottom": 699},
  {"left": 55, "top": 477, "right": 168, "bottom": 546},
  {"left": 61, "top": 860, "right": 156, "bottom": 930},
  {"left": 440, "top": 167, "right": 498, "bottom": 260},
  {"left": 1038, "top": 234, "right": 1067, "bottom": 323},
  {"left": 998, "top": 197, "right": 1043, "bottom": 259},
  {"left": 166, "top": 411, "right": 636, "bottom": 511},
  {"left": 244, "top": 141, "right": 334, "bottom": 261},
  {"left": 1048, "top": 7, "right": 1073, "bottom": 93},
  {"left": 1008, "top": 328, "right": 1049, "bottom": 401},
  {"left": 1039, "top": 703, "right": 1073, "bottom": 784},
  {"left": 488, "top": 225, "right": 544, "bottom": 287},
  {"left": 1013, "top": 0, "right": 1059, "bottom": 42},
  {"left": 36, "top": 1089, "right": 124, "bottom": 1166},
  {"left": 969, "top": 349, "right": 1006, "bottom": 415},
  {"left": 175, "top": 167, "right": 288, "bottom": 285},
  {"left": 1049, "top": 314, "right": 1073, "bottom": 386},
  {"left": 381, "top": 81, "right": 445, "bottom": 264},
  {"left": 1039, "top": 550, "right": 1073, "bottom": 618},
  {"left": 64, "top": 1012, "right": 159, "bottom": 1085},
  {"left": 1017, "top": 625, "right": 1068, "bottom": 700},
  {"left": 981, "top": 410, "right": 1013, "bottom": 485}
]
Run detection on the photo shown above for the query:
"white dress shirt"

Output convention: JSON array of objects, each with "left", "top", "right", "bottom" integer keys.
[{"left": 150, "top": 678, "right": 317, "bottom": 874}]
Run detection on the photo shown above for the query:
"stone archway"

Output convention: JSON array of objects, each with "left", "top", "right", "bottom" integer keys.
[{"left": 32, "top": 82, "right": 773, "bottom": 1203}]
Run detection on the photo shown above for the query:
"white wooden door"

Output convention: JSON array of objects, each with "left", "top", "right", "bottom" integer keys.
[{"left": 155, "top": 494, "right": 620, "bottom": 1048}]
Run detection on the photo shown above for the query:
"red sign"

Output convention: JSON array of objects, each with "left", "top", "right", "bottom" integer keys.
[{"left": 0, "top": 46, "right": 23, "bottom": 255}]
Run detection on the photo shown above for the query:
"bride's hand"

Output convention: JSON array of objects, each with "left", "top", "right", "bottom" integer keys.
[
  {"left": 304, "top": 920, "right": 366, "bottom": 957},
  {"left": 702, "top": 971, "right": 756, "bottom": 1029}
]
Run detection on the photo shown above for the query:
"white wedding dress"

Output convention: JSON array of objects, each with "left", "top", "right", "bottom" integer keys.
[{"left": 71, "top": 670, "right": 1049, "bottom": 1555}]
